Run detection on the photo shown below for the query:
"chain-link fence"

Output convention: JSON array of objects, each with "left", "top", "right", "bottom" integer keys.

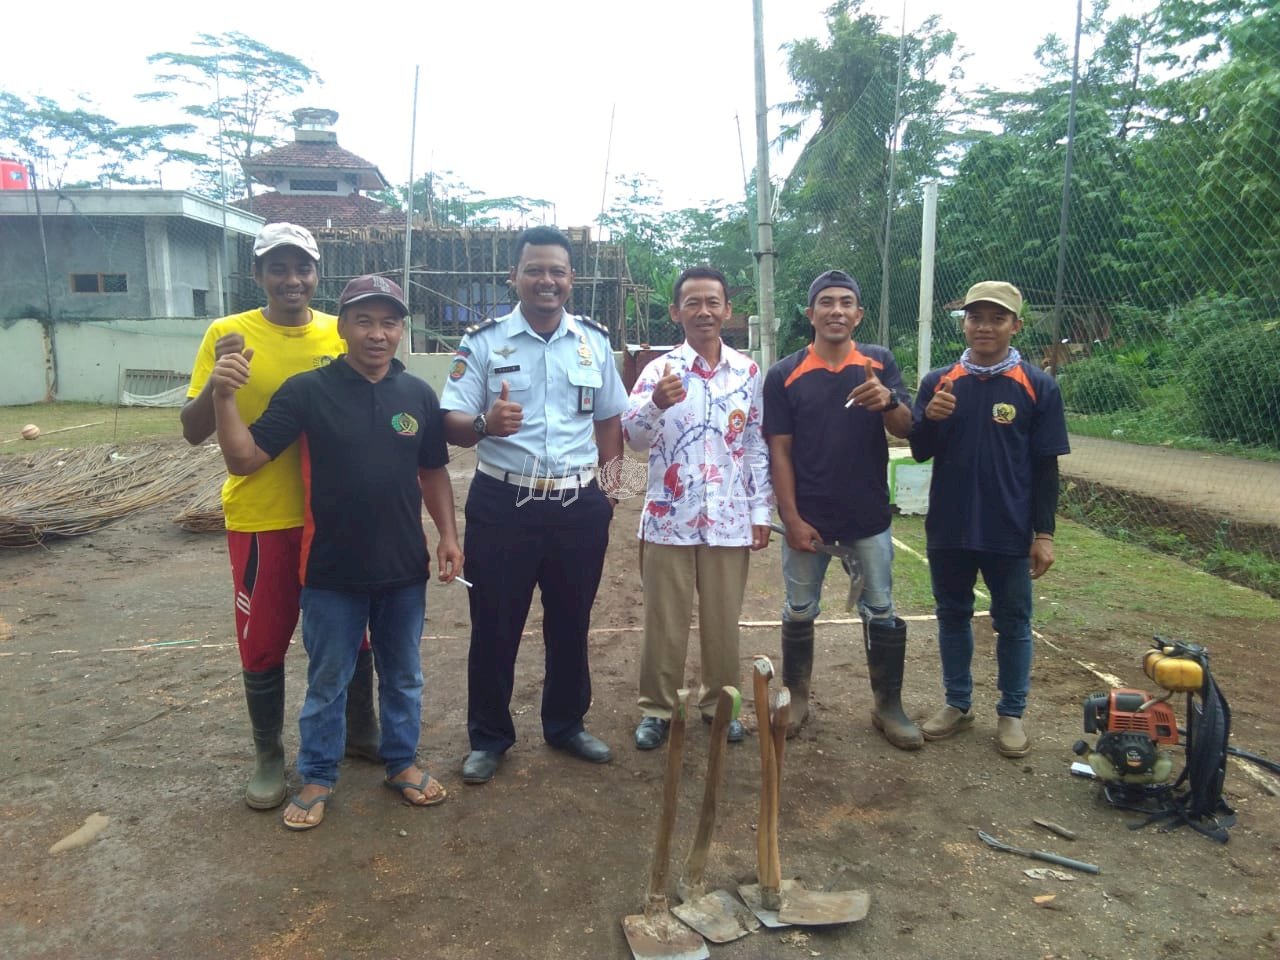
[{"left": 768, "top": 0, "right": 1279, "bottom": 592}]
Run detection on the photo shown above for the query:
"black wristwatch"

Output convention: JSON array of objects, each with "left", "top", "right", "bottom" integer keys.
[
  {"left": 882, "top": 393, "right": 901, "bottom": 412},
  {"left": 472, "top": 413, "right": 488, "bottom": 437}
]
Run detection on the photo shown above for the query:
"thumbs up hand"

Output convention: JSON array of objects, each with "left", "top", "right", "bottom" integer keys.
[
  {"left": 845, "top": 358, "right": 891, "bottom": 411},
  {"left": 210, "top": 347, "right": 254, "bottom": 398},
  {"left": 486, "top": 378, "right": 523, "bottom": 437},
  {"left": 652, "top": 361, "right": 687, "bottom": 410},
  {"left": 925, "top": 376, "right": 957, "bottom": 421}
]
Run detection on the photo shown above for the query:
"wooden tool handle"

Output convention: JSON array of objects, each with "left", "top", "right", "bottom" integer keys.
[
  {"left": 647, "top": 688, "right": 692, "bottom": 911},
  {"left": 751, "top": 658, "right": 775, "bottom": 895},
  {"left": 769, "top": 688, "right": 791, "bottom": 892},
  {"left": 682, "top": 686, "right": 740, "bottom": 891}
]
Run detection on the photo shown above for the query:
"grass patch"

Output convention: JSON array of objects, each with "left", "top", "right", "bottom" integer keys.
[
  {"left": 890, "top": 512, "right": 1279, "bottom": 633},
  {"left": 1067, "top": 383, "right": 1280, "bottom": 462},
  {"left": 1060, "top": 482, "right": 1280, "bottom": 598},
  {"left": 0, "top": 402, "right": 185, "bottom": 450}
]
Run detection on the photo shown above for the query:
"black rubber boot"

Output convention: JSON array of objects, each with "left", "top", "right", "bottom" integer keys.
[
  {"left": 865, "top": 618, "right": 923, "bottom": 750},
  {"left": 344, "top": 647, "right": 381, "bottom": 762},
  {"left": 781, "top": 619, "right": 815, "bottom": 739},
  {"left": 243, "top": 667, "right": 287, "bottom": 809}
]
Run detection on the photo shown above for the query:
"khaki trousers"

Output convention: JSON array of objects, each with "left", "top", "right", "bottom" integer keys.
[{"left": 637, "top": 541, "right": 750, "bottom": 719}]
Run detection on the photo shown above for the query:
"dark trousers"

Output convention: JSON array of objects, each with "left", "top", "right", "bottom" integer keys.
[
  {"left": 928, "top": 548, "right": 1034, "bottom": 717},
  {"left": 463, "top": 470, "right": 612, "bottom": 753}
]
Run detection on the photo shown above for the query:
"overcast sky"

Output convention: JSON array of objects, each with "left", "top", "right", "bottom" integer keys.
[{"left": 3, "top": 1, "right": 1149, "bottom": 225}]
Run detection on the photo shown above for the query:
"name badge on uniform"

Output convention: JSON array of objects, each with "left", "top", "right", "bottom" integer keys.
[
  {"left": 578, "top": 386, "right": 595, "bottom": 413},
  {"left": 494, "top": 365, "right": 520, "bottom": 374}
]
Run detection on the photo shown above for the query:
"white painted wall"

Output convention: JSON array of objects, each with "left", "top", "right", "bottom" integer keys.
[
  {"left": 0, "top": 318, "right": 626, "bottom": 405},
  {"left": 1, "top": 319, "right": 51, "bottom": 403}
]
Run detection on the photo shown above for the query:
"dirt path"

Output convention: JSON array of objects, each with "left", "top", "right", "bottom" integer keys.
[
  {"left": 1061, "top": 436, "right": 1280, "bottom": 528},
  {"left": 1, "top": 443, "right": 1278, "bottom": 960}
]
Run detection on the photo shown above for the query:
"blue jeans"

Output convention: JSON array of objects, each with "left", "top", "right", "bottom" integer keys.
[
  {"left": 297, "top": 582, "right": 427, "bottom": 787},
  {"left": 781, "top": 527, "right": 895, "bottom": 625},
  {"left": 928, "top": 550, "right": 1033, "bottom": 717}
]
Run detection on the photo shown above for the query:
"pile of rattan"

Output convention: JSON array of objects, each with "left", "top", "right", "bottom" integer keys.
[
  {"left": 0, "top": 441, "right": 225, "bottom": 547},
  {"left": 172, "top": 473, "right": 227, "bottom": 533}
]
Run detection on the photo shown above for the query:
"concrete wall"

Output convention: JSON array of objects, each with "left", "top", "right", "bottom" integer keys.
[
  {"left": 0, "top": 317, "right": 209, "bottom": 404},
  {"left": 1, "top": 217, "right": 230, "bottom": 323},
  {"left": 0, "top": 319, "right": 51, "bottom": 403},
  {"left": 1, "top": 315, "right": 629, "bottom": 406}
]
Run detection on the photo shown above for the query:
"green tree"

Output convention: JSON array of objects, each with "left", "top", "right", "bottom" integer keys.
[
  {"left": 0, "top": 92, "right": 198, "bottom": 189},
  {"left": 773, "top": 0, "right": 957, "bottom": 351},
  {"left": 139, "top": 32, "right": 321, "bottom": 200},
  {"left": 371, "top": 170, "right": 552, "bottom": 228},
  {"left": 930, "top": 3, "right": 1172, "bottom": 353},
  {"left": 1123, "top": 0, "right": 1280, "bottom": 303}
]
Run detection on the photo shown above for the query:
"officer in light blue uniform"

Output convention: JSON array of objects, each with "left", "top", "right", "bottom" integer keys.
[{"left": 441, "top": 225, "right": 627, "bottom": 785}]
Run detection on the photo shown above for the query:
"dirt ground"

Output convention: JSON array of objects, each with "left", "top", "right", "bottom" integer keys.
[{"left": 1, "top": 443, "right": 1278, "bottom": 960}]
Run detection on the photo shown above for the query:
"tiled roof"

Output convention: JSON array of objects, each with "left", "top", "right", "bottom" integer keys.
[
  {"left": 243, "top": 141, "right": 380, "bottom": 173},
  {"left": 241, "top": 141, "right": 388, "bottom": 191},
  {"left": 232, "top": 193, "right": 404, "bottom": 231}
]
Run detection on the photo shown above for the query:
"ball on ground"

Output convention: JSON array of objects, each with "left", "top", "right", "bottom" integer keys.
[{"left": 20, "top": 423, "right": 40, "bottom": 440}]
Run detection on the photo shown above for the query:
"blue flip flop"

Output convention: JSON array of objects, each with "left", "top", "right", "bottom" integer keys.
[
  {"left": 283, "top": 790, "right": 330, "bottom": 831},
  {"left": 384, "top": 771, "right": 447, "bottom": 807}
]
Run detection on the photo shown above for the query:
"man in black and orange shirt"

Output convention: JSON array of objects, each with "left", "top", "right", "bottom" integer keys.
[
  {"left": 211, "top": 275, "right": 463, "bottom": 830},
  {"left": 763, "top": 270, "right": 921, "bottom": 749},
  {"left": 909, "top": 281, "right": 1068, "bottom": 759}
]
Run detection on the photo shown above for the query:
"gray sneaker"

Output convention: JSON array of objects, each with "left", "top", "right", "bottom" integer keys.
[{"left": 921, "top": 705, "right": 975, "bottom": 741}]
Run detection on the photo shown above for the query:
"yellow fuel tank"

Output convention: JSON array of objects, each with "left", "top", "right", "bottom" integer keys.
[{"left": 1143, "top": 649, "right": 1204, "bottom": 693}]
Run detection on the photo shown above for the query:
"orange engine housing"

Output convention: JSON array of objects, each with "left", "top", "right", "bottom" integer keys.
[{"left": 1096, "top": 689, "right": 1180, "bottom": 744}]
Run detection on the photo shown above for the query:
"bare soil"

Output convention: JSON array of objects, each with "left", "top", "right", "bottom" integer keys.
[{"left": 1, "top": 443, "right": 1278, "bottom": 960}]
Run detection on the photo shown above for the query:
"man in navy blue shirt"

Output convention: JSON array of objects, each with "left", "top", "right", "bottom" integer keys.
[
  {"left": 763, "top": 270, "right": 921, "bottom": 750},
  {"left": 211, "top": 275, "right": 464, "bottom": 829},
  {"left": 909, "top": 281, "right": 1069, "bottom": 758}
]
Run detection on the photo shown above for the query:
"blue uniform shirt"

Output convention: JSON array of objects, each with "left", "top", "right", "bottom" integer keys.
[
  {"left": 440, "top": 306, "right": 627, "bottom": 476},
  {"left": 909, "top": 360, "right": 1070, "bottom": 556}
]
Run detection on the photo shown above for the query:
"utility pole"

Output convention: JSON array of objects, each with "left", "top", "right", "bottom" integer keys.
[
  {"left": 402, "top": 64, "right": 419, "bottom": 357},
  {"left": 752, "top": 0, "right": 777, "bottom": 369},
  {"left": 878, "top": 0, "right": 908, "bottom": 347},
  {"left": 1051, "top": 0, "right": 1085, "bottom": 362}
]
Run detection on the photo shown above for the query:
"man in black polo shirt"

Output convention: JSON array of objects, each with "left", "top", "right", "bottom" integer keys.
[
  {"left": 211, "top": 274, "right": 463, "bottom": 830},
  {"left": 763, "top": 270, "right": 921, "bottom": 749}
]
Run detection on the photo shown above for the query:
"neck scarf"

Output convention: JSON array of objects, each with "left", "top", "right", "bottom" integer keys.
[{"left": 960, "top": 346, "right": 1022, "bottom": 378}]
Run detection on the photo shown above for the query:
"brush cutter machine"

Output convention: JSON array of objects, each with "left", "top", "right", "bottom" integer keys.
[{"left": 1072, "top": 637, "right": 1235, "bottom": 842}]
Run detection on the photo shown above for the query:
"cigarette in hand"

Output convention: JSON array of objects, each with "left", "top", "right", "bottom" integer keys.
[
  {"left": 844, "top": 396, "right": 857, "bottom": 409},
  {"left": 454, "top": 576, "right": 474, "bottom": 588}
]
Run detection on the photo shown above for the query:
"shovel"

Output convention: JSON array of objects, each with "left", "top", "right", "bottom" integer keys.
[
  {"left": 772, "top": 687, "right": 872, "bottom": 926},
  {"left": 622, "top": 691, "right": 711, "bottom": 960},
  {"left": 623, "top": 689, "right": 710, "bottom": 960},
  {"left": 671, "top": 686, "right": 761, "bottom": 943},
  {"left": 768, "top": 522, "right": 864, "bottom": 611},
  {"left": 738, "top": 657, "right": 788, "bottom": 927},
  {"left": 740, "top": 659, "right": 871, "bottom": 926}
]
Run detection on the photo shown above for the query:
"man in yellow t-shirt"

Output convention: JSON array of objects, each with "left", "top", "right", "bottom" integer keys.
[{"left": 181, "top": 222, "right": 379, "bottom": 810}]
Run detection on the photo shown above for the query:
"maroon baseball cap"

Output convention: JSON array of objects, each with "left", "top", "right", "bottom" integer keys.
[{"left": 338, "top": 275, "right": 408, "bottom": 316}]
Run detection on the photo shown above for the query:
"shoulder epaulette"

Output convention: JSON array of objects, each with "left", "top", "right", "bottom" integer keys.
[
  {"left": 464, "top": 317, "right": 499, "bottom": 336},
  {"left": 575, "top": 315, "right": 611, "bottom": 337}
]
